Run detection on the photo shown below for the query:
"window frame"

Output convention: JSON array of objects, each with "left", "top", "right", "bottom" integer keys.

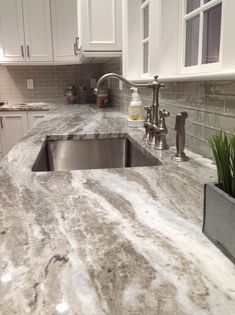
[
  {"left": 141, "top": 0, "right": 151, "bottom": 78},
  {"left": 181, "top": 0, "right": 223, "bottom": 75}
]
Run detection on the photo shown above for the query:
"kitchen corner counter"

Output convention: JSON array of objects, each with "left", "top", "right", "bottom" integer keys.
[
  {"left": 0, "top": 104, "right": 235, "bottom": 315},
  {"left": 0, "top": 102, "right": 50, "bottom": 111}
]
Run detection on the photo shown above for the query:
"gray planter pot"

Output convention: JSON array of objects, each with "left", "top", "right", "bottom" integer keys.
[{"left": 203, "top": 183, "right": 235, "bottom": 263}]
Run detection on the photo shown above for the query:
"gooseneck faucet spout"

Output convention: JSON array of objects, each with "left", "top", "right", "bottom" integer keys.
[
  {"left": 94, "top": 73, "right": 150, "bottom": 96},
  {"left": 95, "top": 73, "right": 169, "bottom": 150}
]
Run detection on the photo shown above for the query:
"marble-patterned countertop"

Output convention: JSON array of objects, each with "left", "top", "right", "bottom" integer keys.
[
  {"left": 0, "top": 104, "right": 235, "bottom": 315},
  {"left": 0, "top": 102, "right": 50, "bottom": 111}
]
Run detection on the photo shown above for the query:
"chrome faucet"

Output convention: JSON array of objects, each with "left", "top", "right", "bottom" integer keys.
[{"left": 95, "top": 73, "right": 169, "bottom": 150}]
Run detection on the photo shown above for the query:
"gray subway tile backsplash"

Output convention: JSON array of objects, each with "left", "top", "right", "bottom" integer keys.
[
  {"left": 103, "top": 58, "right": 235, "bottom": 159},
  {"left": 0, "top": 64, "right": 103, "bottom": 104}
]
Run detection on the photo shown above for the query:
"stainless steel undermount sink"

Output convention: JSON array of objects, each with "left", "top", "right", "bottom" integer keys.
[{"left": 32, "top": 134, "right": 161, "bottom": 172}]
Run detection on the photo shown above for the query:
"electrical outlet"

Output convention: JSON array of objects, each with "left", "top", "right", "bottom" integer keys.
[
  {"left": 26, "top": 79, "right": 34, "bottom": 90},
  {"left": 90, "top": 78, "right": 96, "bottom": 89}
]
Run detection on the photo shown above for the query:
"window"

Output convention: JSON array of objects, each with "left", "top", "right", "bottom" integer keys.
[
  {"left": 141, "top": 0, "right": 150, "bottom": 75},
  {"left": 183, "top": 0, "right": 222, "bottom": 70}
]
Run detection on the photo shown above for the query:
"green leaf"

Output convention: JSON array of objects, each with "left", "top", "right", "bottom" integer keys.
[{"left": 208, "top": 130, "right": 233, "bottom": 197}]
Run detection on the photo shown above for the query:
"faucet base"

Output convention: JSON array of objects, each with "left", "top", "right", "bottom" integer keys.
[
  {"left": 154, "top": 136, "right": 169, "bottom": 150},
  {"left": 172, "top": 152, "right": 189, "bottom": 162}
]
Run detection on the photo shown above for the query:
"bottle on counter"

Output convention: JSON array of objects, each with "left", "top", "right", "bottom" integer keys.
[
  {"left": 77, "top": 86, "right": 88, "bottom": 104},
  {"left": 128, "top": 88, "right": 144, "bottom": 127},
  {"left": 97, "top": 88, "right": 109, "bottom": 108}
]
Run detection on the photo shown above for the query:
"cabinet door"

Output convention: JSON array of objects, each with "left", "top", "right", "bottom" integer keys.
[
  {"left": 28, "top": 111, "right": 45, "bottom": 129},
  {"left": 22, "top": 0, "right": 53, "bottom": 61},
  {"left": 0, "top": 111, "right": 28, "bottom": 156},
  {"left": 0, "top": 0, "right": 25, "bottom": 62},
  {"left": 51, "top": 0, "right": 80, "bottom": 61},
  {"left": 80, "top": 0, "right": 122, "bottom": 51}
]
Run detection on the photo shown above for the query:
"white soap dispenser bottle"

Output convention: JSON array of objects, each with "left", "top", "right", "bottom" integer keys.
[{"left": 128, "top": 88, "right": 144, "bottom": 127}]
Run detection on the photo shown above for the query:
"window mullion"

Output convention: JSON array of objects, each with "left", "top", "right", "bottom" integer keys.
[
  {"left": 184, "top": 8, "right": 201, "bottom": 20},
  {"left": 198, "top": 9, "right": 204, "bottom": 65}
]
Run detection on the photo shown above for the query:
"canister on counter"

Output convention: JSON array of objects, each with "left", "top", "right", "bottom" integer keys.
[{"left": 64, "top": 86, "right": 78, "bottom": 104}]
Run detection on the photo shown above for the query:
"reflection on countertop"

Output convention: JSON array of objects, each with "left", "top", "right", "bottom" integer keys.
[{"left": 0, "top": 104, "right": 235, "bottom": 315}]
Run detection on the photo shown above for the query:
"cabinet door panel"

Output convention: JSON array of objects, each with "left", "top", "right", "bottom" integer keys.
[
  {"left": 23, "top": 0, "right": 53, "bottom": 61},
  {"left": 80, "top": 0, "right": 122, "bottom": 51},
  {"left": 28, "top": 111, "right": 45, "bottom": 129},
  {"left": 51, "top": 0, "right": 79, "bottom": 61},
  {"left": 0, "top": 0, "right": 25, "bottom": 62},
  {"left": 1, "top": 112, "right": 28, "bottom": 156}
]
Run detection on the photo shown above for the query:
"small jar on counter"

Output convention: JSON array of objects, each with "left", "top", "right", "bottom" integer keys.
[
  {"left": 97, "top": 89, "right": 109, "bottom": 108},
  {"left": 64, "top": 86, "right": 78, "bottom": 104}
]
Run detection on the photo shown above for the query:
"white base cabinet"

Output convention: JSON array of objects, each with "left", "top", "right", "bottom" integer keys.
[
  {"left": 28, "top": 111, "right": 46, "bottom": 129},
  {"left": 0, "top": 111, "right": 46, "bottom": 158},
  {"left": 0, "top": 111, "right": 28, "bottom": 156}
]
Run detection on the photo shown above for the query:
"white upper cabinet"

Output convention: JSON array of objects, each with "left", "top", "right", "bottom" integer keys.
[
  {"left": 0, "top": 0, "right": 122, "bottom": 64},
  {"left": 79, "top": 0, "right": 122, "bottom": 52},
  {"left": 22, "top": 0, "right": 53, "bottom": 62},
  {"left": 123, "top": 0, "right": 235, "bottom": 81},
  {"left": 122, "top": 0, "right": 160, "bottom": 80},
  {"left": 0, "top": 0, "right": 25, "bottom": 62},
  {"left": 0, "top": 0, "right": 53, "bottom": 63},
  {"left": 51, "top": 0, "right": 81, "bottom": 61}
]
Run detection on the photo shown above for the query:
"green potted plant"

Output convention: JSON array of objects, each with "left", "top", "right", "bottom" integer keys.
[{"left": 203, "top": 131, "right": 235, "bottom": 263}]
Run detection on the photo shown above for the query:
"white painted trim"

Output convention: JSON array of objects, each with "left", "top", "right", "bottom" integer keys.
[
  {"left": 181, "top": 0, "right": 223, "bottom": 74},
  {"left": 126, "top": 70, "right": 235, "bottom": 83},
  {"left": 141, "top": 0, "right": 150, "bottom": 77}
]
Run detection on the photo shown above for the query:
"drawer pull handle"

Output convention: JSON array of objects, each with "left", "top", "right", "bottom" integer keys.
[
  {"left": 74, "top": 43, "right": 78, "bottom": 55},
  {"left": 27, "top": 45, "right": 30, "bottom": 58},
  {"left": 21, "top": 45, "right": 24, "bottom": 58},
  {"left": 76, "top": 37, "right": 80, "bottom": 51}
]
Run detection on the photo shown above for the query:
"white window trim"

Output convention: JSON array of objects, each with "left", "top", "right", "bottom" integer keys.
[
  {"left": 181, "top": 0, "right": 223, "bottom": 75},
  {"left": 141, "top": 0, "right": 150, "bottom": 78}
]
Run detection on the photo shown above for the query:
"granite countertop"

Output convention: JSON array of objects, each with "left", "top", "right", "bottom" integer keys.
[
  {"left": 0, "top": 104, "right": 235, "bottom": 315},
  {"left": 0, "top": 102, "right": 50, "bottom": 111}
]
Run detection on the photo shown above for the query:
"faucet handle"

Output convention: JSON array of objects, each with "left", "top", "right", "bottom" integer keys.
[
  {"left": 144, "top": 105, "right": 152, "bottom": 122},
  {"left": 159, "top": 108, "right": 170, "bottom": 119},
  {"left": 152, "top": 75, "right": 165, "bottom": 89}
]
